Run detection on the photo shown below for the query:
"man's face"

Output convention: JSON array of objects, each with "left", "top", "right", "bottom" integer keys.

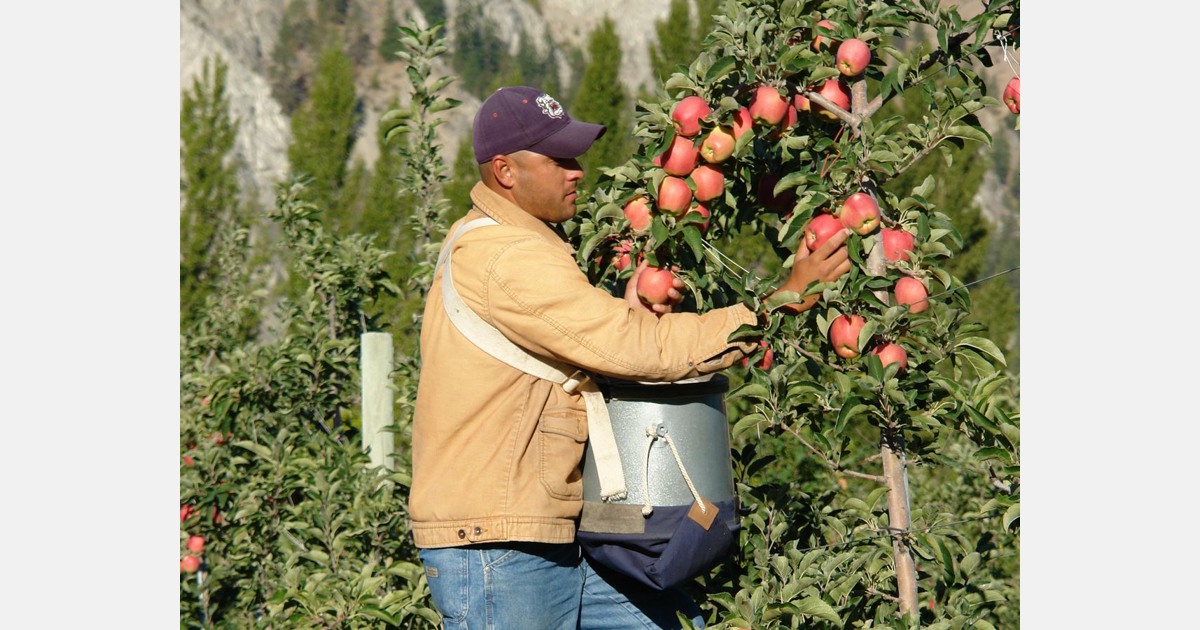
[{"left": 507, "top": 151, "right": 585, "bottom": 224}]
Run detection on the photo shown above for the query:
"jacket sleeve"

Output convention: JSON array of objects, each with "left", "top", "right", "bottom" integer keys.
[{"left": 469, "top": 231, "right": 759, "bottom": 382}]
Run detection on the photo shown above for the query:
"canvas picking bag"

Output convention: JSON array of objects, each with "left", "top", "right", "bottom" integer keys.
[{"left": 436, "top": 217, "right": 739, "bottom": 591}]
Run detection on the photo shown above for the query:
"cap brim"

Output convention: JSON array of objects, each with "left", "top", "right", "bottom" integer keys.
[{"left": 527, "top": 120, "right": 607, "bottom": 159}]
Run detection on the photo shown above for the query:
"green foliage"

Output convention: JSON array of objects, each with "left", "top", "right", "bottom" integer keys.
[
  {"left": 565, "top": 0, "right": 1021, "bottom": 625},
  {"left": 443, "top": 134, "right": 478, "bottom": 214},
  {"left": 287, "top": 44, "right": 361, "bottom": 231},
  {"left": 572, "top": 18, "right": 633, "bottom": 194},
  {"left": 649, "top": 0, "right": 720, "bottom": 87},
  {"left": 181, "top": 56, "right": 243, "bottom": 331},
  {"left": 270, "top": 0, "right": 319, "bottom": 114}
]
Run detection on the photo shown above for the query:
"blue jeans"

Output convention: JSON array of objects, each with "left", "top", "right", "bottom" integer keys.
[{"left": 418, "top": 543, "right": 704, "bottom": 629}]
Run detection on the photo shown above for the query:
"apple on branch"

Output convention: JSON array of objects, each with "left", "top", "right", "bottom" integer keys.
[
  {"left": 829, "top": 313, "right": 866, "bottom": 358},
  {"left": 671, "top": 95, "right": 712, "bottom": 137},
  {"left": 690, "top": 163, "right": 724, "bottom": 202},
  {"left": 881, "top": 227, "right": 915, "bottom": 262},
  {"left": 657, "top": 135, "right": 700, "bottom": 176},
  {"left": 749, "top": 84, "right": 789, "bottom": 126},
  {"left": 894, "top": 276, "right": 929, "bottom": 313},
  {"left": 839, "top": 192, "right": 880, "bottom": 234},
  {"left": 1003, "top": 76, "right": 1020, "bottom": 114},
  {"left": 657, "top": 175, "right": 693, "bottom": 216},
  {"left": 813, "top": 79, "right": 851, "bottom": 122},
  {"left": 700, "top": 126, "right": 735, "bottom": 163},
  {"left": 872, "top": 342, "right": 907, "bottom": 371},
  {"left": 623, "top": 196, "right": 653, "bottom": 232},
  {"left": 836, "top": 38, "right": 871, "bottom": 76}
]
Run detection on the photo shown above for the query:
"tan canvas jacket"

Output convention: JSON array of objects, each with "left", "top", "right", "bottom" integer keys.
[{"left": 409, "top": 182, "right": 759, "bottom": 548}]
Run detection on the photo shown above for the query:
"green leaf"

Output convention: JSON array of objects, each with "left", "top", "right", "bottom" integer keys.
[
  {"left": 1004, "top": 502, "right": 1020, "bottom": 530},
  {"left": 945, "top": 124, "right": 991, "bottom": 144},
  {"left": 792, "top": 595, "right": 842, "bottom": 624},
  {"left": 730, "top": 383, "right": 770, "bottom": 401},
  {"left": 705, "top": 56, "right": 737, "bottom": 83},
  {"left": 956, "top": 336, "right": 1007, "bottom": 367}
]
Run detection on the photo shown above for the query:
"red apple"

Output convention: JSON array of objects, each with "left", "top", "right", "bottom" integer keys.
[
  {"left": 794, "top": 91, "right": 811, "bottom": 114},
  {"left": 770, "top": 104, "right": 798, "bottom": 139},
  {"left": 804, "top": 213, "right": 843, "bottom": 251},
  {"left": 836, "top": 38, "right": 871, "bottom": 76},
  {"left": 812, "top": 19, "right": 837, "bottom": 51},
  {"left": 686, "top": 203, "right": 711, "bottom": 233},
  {"left": 183, "top": 455, "right": 195, "bottom": 467},
  {"left": 839, "top": 192, "right": 880, "bottom": 235},
  {"left": 700, "top": 126, "right": 735, "bottom": 163},
  {"left": 671, "top": 95, "right": 712, "bottom": 137},
  {"left": 741, "top": 340, "right": 774, "bottom": 370},
  {"left": 749, "top": 85, "right": 788, "bottom": 125},
  {"left": 1003, "top": 76, "right": 1020, "bottom": 114},
  {"left": 690, "top": 163, "right": 725, "bottom": 202},
  {"left": 731, "top": 106, "right": 753, "bottom": 139},
  {"left": 894, "top": 276, "right": 929, "bottom": 313},
  {"left": 623, "top": 196, "right": 652, "bottom": 232},
  {"left": 872, "top": 343, "right": 907, "bottom": 371},
  {"left": 610, "top": 239, "right": 633, "bottom": 271},
  {"left": 881, "top": 227, "right": 915, "bottom": 262},
  {"left": 637, "top": 266, "right": 677, "bottom": 306},
  {"left": 814, "top": 79, "right": 851, "bottom": 121},
  {"left": 181, "top": 505, "right": 194, "bottom": 522},
  {"left": 180, "top": 555, "right": 201, "bottom": 574},
  {"left": 187, "top": 535, "right": 206, "bottom": 554},
  {"left": 829, "top": 314, "right": 866, "bottom": 358},
  {"left": 657, "top": 135, "right": 700, "bottom": 176},
  {"left": 657, "top": 176, "right": 693, "bottom": 215}
]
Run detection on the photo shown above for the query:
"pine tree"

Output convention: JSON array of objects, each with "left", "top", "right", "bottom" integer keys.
[
  {"left": 649, "top": 0, "right": 696, "bottom": 84},
  {"left": 571, "top": 18, "right": 631, "bottom": 194},
  {"left": 286, "top": 44, "right": 361, "bottom": 233},
  {"left": 180, "top": 56, "right": 241, "bottom": 331}
]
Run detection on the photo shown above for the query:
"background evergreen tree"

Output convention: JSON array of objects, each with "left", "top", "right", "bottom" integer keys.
[
  {"left": 443, "top": 135, "right": 478, "bottom": 214},
  {"left": 286, "top": 44, "right": 361, "bottom": 233},
  {"left": 571, "top": 18, "right": 631, "bottom": 194},
  {"left": 181, "top": 56, "right": 242, "bottom": 331}
]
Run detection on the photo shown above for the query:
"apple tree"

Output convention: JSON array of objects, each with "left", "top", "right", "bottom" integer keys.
[{"left": 565, "top": 0, "right": 1020, "bottom": 626}]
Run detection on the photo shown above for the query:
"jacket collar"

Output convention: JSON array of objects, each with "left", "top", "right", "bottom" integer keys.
[{"left": 468, "top": 182, "right": 575, "bottom": 254}]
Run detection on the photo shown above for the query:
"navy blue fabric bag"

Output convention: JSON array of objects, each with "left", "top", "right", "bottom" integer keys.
[{"left": 578, "top": 376, "right": 741, "bottom": 591}]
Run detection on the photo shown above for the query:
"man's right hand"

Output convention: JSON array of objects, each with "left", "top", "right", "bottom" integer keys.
[{"left": 772, "top": 228, "right": 853, "bottom": 314}]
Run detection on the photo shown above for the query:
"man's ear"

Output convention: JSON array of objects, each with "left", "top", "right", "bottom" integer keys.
[{"left": 489, "top": 155, "right": 517, "bottom": 189}]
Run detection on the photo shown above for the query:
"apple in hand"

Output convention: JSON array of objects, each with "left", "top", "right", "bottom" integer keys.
[
  {"left": 658, "top": 135, "right": 700, "bottom": 176},
  {"left": 839, "top": 192, "right": 880, "bottom": 234},
  {"left": 671, "top": 95, "right": 711, "bottom": 137},
  {"left": 657, "top": 176, "right": 693, "bottom": 216},
  {"left": 872, "top": 343, "right": 907, "bottom": 371},
  {"left": 813, "top": 79, "right": 850, "bottom": 121},
  {"left": 894, "top": 276, "right": 929, "bottom": 313},
  {"left": 749, "top": 85, "right": 789, "bottom": 125},
  {"left": 690, "top": 163, "right": 725, "bottom": 202},
  {"left": 1003, "top": 76, "right": 1020, "bottom": 114},
  {"left": 881, "top": 227, "right": 914, "bottom": 262},
  {"left": 623, "top": 196, "right": 652, "bottom": 232},
  {"left": 836, "top": 38, "right": 871, "bottom": 76},
  {"left": 700, "top": 126, "right": 735, "bottom": 163},
  {"left": 829, "top": 313, "right": 866, "bottom": 358},
  {"left": 636, "top": 266, "right": 677, "bottom": 306},
  {"left": 804, "top": 213, "right": 844, "bottom": 251}
]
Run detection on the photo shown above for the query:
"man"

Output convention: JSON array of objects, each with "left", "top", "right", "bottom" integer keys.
[{"left": 410, "top": 86, "right": 851, "bottom": 629}]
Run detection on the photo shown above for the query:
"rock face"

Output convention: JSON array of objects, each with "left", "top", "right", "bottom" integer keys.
[{"left": 179, "top": 0, "right": 672, "bottom": 210}]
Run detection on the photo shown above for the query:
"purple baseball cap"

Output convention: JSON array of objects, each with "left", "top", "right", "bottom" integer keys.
[{"left": 473, "top": 86, "right": 607, "bottom": 163}]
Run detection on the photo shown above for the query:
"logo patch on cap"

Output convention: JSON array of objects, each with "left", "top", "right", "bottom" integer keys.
[{"left": 536, "top": 94, "right": 564, "bottom": 119}]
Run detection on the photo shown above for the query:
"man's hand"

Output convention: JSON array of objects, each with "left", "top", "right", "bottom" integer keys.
[
  {"left": 626, "top": 260, "right": 685, "bottom": 316},
  {"left": 773, "top": 228, "right": 853, "bottom": 314}
]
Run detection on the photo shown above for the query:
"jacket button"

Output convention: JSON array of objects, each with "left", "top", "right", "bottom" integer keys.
[
  {"left": 473, "top": 527, "right": 482, "bottom": 536},
  {"left": 457, "top": 529, "right": 466, "bottom": 539}
]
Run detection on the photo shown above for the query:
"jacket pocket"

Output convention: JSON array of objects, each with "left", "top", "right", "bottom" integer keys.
[{"left": 538, "top": 407, "right": 587, "bottom": 500}]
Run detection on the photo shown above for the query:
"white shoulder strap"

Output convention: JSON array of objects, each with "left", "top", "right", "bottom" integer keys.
[{"left": 435, "top": 217, "right": 628, "bottom": 502}]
